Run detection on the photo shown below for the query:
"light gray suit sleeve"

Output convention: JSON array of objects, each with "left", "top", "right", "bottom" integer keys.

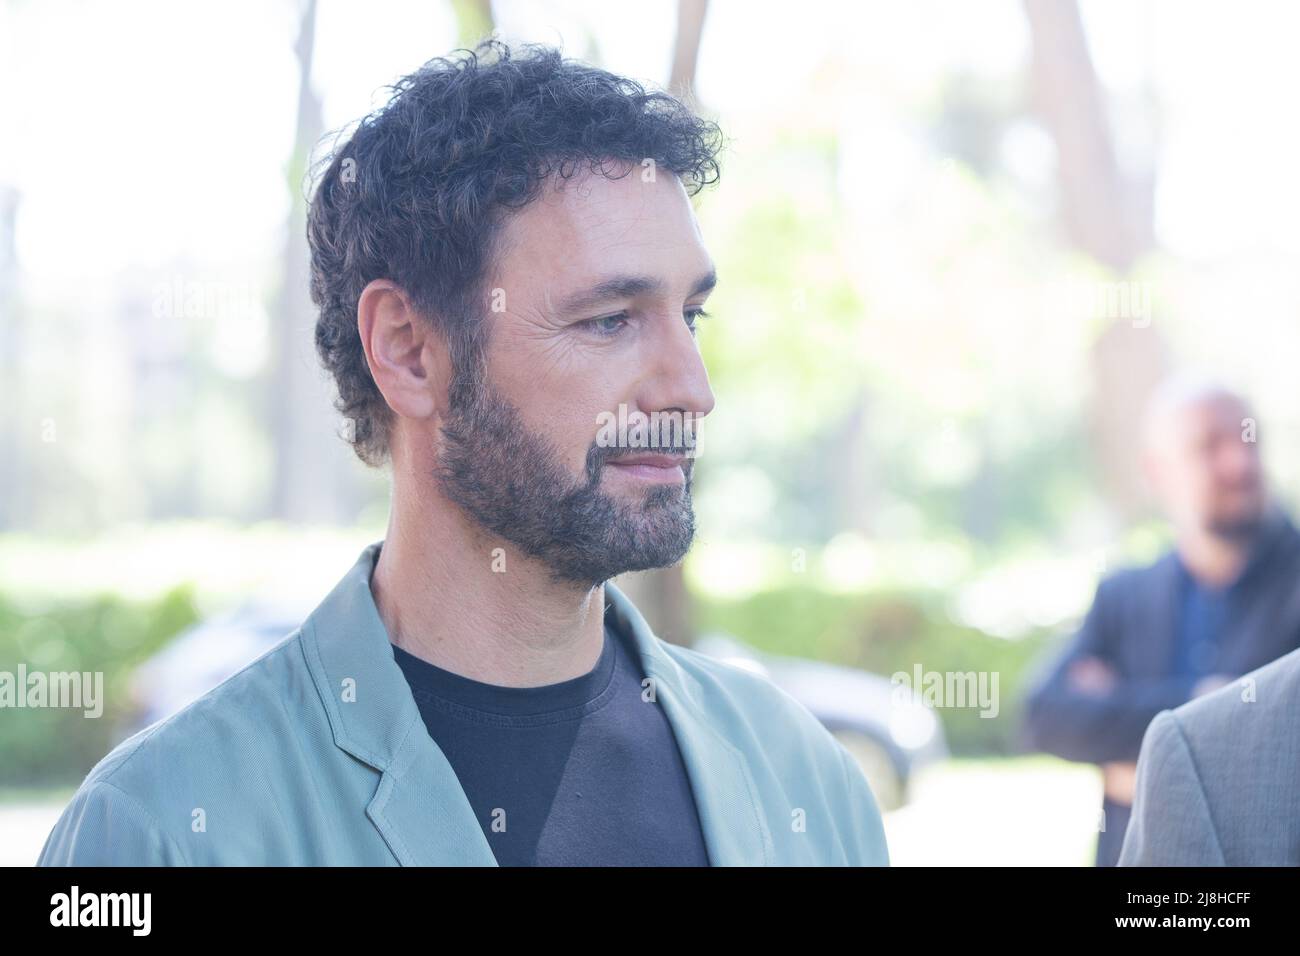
[
  {"left": 1118, "top": 710, "right": 1225, "bottom": 866},
  {"left": 37, "top": 781, "right": 189, "bottom": 866},
  {"left": 834, "top": 741, "right": 891, "bottom": 866}
]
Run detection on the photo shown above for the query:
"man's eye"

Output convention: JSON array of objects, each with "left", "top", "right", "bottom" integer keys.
[
  {"left": 685, "top": 308, "right": 711, "bottom": 333},
  {"left": 585, "top": 313, "right": 629, "bottom": 336}
]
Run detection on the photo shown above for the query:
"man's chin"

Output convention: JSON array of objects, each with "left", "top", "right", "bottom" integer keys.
[
  {"left": 1207, "top": 509, "right": 1267, "bottom": 542},
  {"left": 609, "top": 518, "right": 695, "bottom": 570},
  {"left": 547, "top": 542, "right": 692, "bottom": 589},
  {"left": 563, "top": 508, "right": 695, "bottom": 584}
]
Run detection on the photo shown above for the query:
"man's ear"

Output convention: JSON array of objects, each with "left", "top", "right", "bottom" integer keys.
[{"left": 356, "top": 279, "right": 450, "bottom": 422}]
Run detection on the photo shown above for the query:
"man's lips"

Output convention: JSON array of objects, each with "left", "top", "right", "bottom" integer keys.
[{"left": 606, "top": 454, "right": 688, "bottom": 483}]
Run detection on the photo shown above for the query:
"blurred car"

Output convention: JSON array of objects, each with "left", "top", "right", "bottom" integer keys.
[
  {"left": 128, "top": 609, "right": 945, "bottom": 811},
  {"left": 126, "top": 600, "right": 314, "bottom": 733},
  {"left": 692, "top": 632, "right": 946, "bottom": 810}
]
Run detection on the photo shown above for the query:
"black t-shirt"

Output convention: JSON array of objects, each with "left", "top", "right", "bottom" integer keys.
[{"left": 391, "top": 616, "right": 712, "bottom": 866}]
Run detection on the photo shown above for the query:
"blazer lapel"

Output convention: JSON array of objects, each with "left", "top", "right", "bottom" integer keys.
[
  {"left": 1137, "top": 553, "right": 1183, "bottom": 677},
  {"left": 301, "top": 541, "right": 497, "bottom": 866},
  {"left": 365, "top": 719, "right": 498, "bottom": 866},
  {"left": 605, "top": 580, "right": 774, "bottom": 866}
]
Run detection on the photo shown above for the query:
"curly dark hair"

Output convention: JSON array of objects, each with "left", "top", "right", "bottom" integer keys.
[{"left": 306, "top": 38, "right": 725, "bottom": 467}]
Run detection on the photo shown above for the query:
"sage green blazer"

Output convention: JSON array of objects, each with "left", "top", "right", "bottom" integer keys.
[{"left": 38, "top": 542, "right": 889, "bottom": 866}]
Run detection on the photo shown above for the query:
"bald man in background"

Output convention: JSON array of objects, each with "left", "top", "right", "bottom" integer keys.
[{"left": 1021, "top": 379, "right": 1300, "bottom": 866}]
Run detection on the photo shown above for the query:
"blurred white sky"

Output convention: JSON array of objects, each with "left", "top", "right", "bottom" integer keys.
[{"left": 3, "top": 0, "right": 1300, "bottom": 282}]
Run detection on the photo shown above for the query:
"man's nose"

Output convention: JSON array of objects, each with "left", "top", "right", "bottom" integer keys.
[
  {"left": 1220, "top": 440, "right": 1261, "bottom": 482},
  {"left": 638, "top": 312, "right": 716, "bottom": 423},
  {"left": 1216, "top": 442, "right": 1258, "bottom": 489}
]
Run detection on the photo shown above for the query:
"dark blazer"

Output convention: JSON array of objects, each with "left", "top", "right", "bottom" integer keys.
[{"left": 1019, "top": 506, "right": 1300, "bottom": 862}]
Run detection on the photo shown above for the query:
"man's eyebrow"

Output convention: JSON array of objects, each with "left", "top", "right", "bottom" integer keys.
[
  {"left": 690, "top": 268, "right": 718, "bottom": 298},
  {"left": 555, "top": 268, "right": 717, "bottom": 316}
]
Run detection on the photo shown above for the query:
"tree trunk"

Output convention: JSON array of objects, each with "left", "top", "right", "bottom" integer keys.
[
  {"left": 269, "top": 0, "right": 360, "bottom": 523},
  {"left": 1023, "top": 0, "right": 1166, "bottom": 520}
]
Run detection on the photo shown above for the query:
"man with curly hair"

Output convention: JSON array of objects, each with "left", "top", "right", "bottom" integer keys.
[{"left": 38, "top": 39, "right": 889, "bottom": 867}]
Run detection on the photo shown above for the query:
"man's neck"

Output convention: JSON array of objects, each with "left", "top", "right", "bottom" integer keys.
[
  {"left": 369, "top": 476, "right": 607, "bottom": 689},
  {"left": 1176, "top": 526, "right": 1258, "bottom": 588}
]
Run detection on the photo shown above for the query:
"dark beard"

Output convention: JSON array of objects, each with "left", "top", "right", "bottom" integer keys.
[
  {"left": 434, "top": 379, "right": 697, "bottom": 588},
  {"left": 1207, "top": 511, "right": 1267, "bottom": 544}
]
